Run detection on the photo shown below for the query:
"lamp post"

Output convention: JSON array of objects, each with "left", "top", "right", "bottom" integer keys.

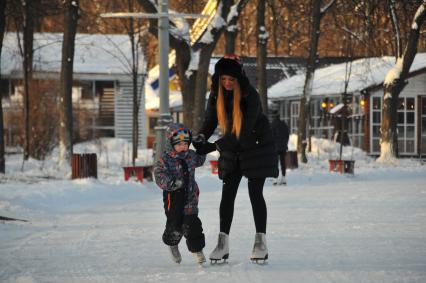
[
  {"left": 155, "top": 0, "right": 172, "bottom": 162},
  {"left": 101, "top": 2, "right": 207, "bottom": 161}
]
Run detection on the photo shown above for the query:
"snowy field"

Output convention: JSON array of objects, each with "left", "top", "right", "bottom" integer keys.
[{"left": 1, "top": 138, "right": 426, "bottom": 283}]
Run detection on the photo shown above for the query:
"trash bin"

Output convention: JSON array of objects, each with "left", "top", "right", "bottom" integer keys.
[
  {"left": 285, "top": 151, "right": 298, "bottom": 169},
  {"left": 71, "top": 153, "right": 97, "bottom": 179},
  {"left": 329, "top": 159, "right": 355, "bottom": 174}
]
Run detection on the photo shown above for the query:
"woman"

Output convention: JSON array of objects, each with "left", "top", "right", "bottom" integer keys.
[{"left": 193, "top": 54, "right": 278, "bottom": 263}]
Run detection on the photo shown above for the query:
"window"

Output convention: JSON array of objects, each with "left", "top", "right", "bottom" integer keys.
[
  {"left": 422, "top": 97, "right": 426, "bottom": 155},
  {"left": 371, "top": 95, "right": 417, "bottom": 155},
  {"left": 348, "top": 95, "right": 365, "bottom": 149},
  {"left": 309, "top": 99, "right": 321, "bottom": 138},
  {"left": 290, "top": 101, "right": 299, "bottom": 134},
  {"left": 370, "top": 96, "right": 382, "bottom": 154},
  {"left": 397, "top": 97, "right": 416, "bottom": 154}
]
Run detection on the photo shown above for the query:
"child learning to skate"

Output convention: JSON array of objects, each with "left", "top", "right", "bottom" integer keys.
[{"left": 153, "top": 123, "right": 207, "bottom": 264}]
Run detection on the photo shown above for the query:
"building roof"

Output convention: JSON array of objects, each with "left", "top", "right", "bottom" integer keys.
[
  {"left": 147, "top": 56, "right": 351, "bottom": 110},
  {"left": 210, "top": 56, "right": 350, "bottom": 89},
  {"left": 268, "top": 53, "right": 426, "bottom": 99},
  {"left": 1, "top": 32, "right": 145, "bottom": 80}
]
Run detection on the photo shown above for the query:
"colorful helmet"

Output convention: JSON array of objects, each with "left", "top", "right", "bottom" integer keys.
[{"left": 166, "top": 123, "right": 192, "bottom": 146}]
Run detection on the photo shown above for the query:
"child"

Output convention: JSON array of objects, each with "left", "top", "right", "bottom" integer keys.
[{"left": 153, "top": 123, "right": 207, "bottom": 264}]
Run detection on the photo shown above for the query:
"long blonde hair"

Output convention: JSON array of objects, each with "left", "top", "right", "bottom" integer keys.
[{"left": 216, "top": 77, "right": 243, "bottom": 138}]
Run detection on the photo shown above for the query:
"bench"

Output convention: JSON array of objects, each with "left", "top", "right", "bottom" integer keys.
[
  {"left": 328, "top": 159, "right": 355, "bottom": 174},
  {"left": 123, "top": 166, "right": 153, "bottom": 182}
]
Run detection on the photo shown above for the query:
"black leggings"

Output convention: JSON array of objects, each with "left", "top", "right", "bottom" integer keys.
[
  {"left": 220, "top": 170, "right": 267, "bottom": 234},
  {"left": 278, "top": 150, "right": 287, "bottom": 176}
]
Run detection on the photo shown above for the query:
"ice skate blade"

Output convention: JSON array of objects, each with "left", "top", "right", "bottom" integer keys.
[
  {"left": 209, "top": 254, "right": 229, "bottom": 265},
  {"left": 210, "top": 258, "right": 228, "bottom": 265},
  {"left": 250, "top": 254, "right": 268, "bottom": 264}
]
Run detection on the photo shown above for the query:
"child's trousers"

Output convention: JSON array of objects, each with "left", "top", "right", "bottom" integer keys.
[{"left": 162, "top": 189, "right": 205, "bottom": 252}]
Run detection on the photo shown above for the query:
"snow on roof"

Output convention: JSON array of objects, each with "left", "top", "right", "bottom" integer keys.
[
  {"left": 268, "top": 53, "right": 426, "bottom": 99},
  {"left": 1, "top": 32, "right": 145, "bottom": 77}
]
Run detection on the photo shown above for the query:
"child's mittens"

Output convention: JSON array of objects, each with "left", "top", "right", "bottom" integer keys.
[{"left": 171, "top": 178, "right": 184, "bottom": 190}]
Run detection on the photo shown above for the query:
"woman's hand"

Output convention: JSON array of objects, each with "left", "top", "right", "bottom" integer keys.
[{"left": 192, "top": 134, "right": 206, "bottom": 145}]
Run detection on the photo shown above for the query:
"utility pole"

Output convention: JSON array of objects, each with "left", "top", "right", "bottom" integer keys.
[
  {"left": 155, "top": 0, "right": 172, "bottom": 162},
  {"left": 101, "top": 1, "right": 207, "bottom": 161}
]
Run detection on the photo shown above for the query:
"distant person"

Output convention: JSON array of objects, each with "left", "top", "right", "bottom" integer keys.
[
  {"left": 270, "top": 113, "right": 289, "bottom": 185},
  {"left": 193, "top": 54, "right": 278, "bottom": 263},
  {"left": 153, "top": 123, "right": 207, "bottom": 264}
]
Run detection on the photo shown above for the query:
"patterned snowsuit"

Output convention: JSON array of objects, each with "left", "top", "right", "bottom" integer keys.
[{"left": 154, "top": 123, "right": 206, "bottom": 252}]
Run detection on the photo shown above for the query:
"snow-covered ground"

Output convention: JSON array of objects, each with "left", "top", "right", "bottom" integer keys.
[{"left": 1, "top": 138, "right": 426, "bottom": 283}]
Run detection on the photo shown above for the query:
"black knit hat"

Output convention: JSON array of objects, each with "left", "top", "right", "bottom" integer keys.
[{"left": 214, "top": 55, "right": 243, "bottom": 79}]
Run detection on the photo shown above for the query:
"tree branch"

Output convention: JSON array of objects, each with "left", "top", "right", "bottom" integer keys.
[
  {"left": 389, "top": 0, "right": 402, "bottom": 58},
  {"left": 320, "top": 0, "right": 336, "bottom": 17}
]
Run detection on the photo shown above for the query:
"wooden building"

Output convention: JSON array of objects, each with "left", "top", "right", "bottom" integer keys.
[
  {"left": 1, "top": 33, "right": 148, "bottom": 150},
  {"left": 268, "top": 53, "right": 426, "bottom": 157}
]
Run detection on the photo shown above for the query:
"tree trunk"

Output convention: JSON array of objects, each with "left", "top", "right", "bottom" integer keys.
[
  {"left": 297, "top": 0, "right": 335, "bottom": 164},
  {"left": 193, "top": 45, "right": 216, "bottom": 132},
  {"left": 0, "top": 0, "right": 6, "bottom": 173},
  {"left": 297, "top": 0, "right": 321, "bottom": 164},
  {"left": 225, "top": 29, "right": 237, "bottom": 54},
  {"left": 256, "top": 0, "right": 268, "bottom": 114},
  {"left": 132, "top": 66, "right": 139, "bottom": 165},
  {"left": 175, "top": 44, "right": 194, "bottom": 128},
  {"left": 22, "top": 0, "right": 34, "bottom": 160},
  {"left": 126, "top": 0, "right": 139, "bottom": 166},
  {"left": 59, "top": 0, "right": 79, "bottom": 166},
  {"left": 379, "top": 0, "right": 426, "bottom": 163},
  {"left": 389, "top": 0, "right": 402, "bottom": 58},
  {"left": 225, "top": 4, "right": 240, "bottom": 56}
]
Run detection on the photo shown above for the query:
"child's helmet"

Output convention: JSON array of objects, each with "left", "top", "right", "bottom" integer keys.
[{"left": 167, "top": 123, "right": 192, "bottom": 146}]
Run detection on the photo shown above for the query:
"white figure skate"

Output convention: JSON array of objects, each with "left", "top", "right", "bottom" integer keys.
[
  {"left": 250, "top": 233, "right": 268, "bottom": 264},
  {"left": 209, "top": 232, "right": 229, "bottom": 264}
]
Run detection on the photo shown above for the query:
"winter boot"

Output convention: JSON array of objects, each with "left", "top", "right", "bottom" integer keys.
[
  {"left": 250, "top": 233, "right": 268, "bottom": 263},
  {"left": 169, "top": 245, "right": 182, "bottom": 264},
  {"left": 209, "top": 232, "right": 229, "bottom": 263},
  {"left": 192, "top": 250, "right": 206, "bottom": 264}
]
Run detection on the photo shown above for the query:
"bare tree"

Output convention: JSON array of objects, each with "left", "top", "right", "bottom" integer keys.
[
  {"left": 58, "top": 0, "right": 79, "bottom": 165},
  {"left": 0, "top": 0, "right": 6, "bottom": 173},
  {"left": 124, "top": 0, "right": 143, "bottom": 166},
  {"left": 378, "top": 0, "right": 426, "bottom": 162},
  {"left": 137, "top": 0, "right": 248, "bottom": 131},
  {"left": 10, "top": 0, "right": 36, "bottom": 161},
  {"left": 225, "top": 3, "right": 240, "bottom": 54},
  {"left": 256, "top": 0, "right": 268, "bottom": 114},
  {"left": 297, "top": 0, "right": 336, "bottom": 164}
]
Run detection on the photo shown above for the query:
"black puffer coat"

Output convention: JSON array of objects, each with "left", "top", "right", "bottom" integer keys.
[
  {"left": 271, "top": 117, "right": 289, "bottom": 152},
  {"left": 199, "top": 83, "right": 278, "bottom": 180}
]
